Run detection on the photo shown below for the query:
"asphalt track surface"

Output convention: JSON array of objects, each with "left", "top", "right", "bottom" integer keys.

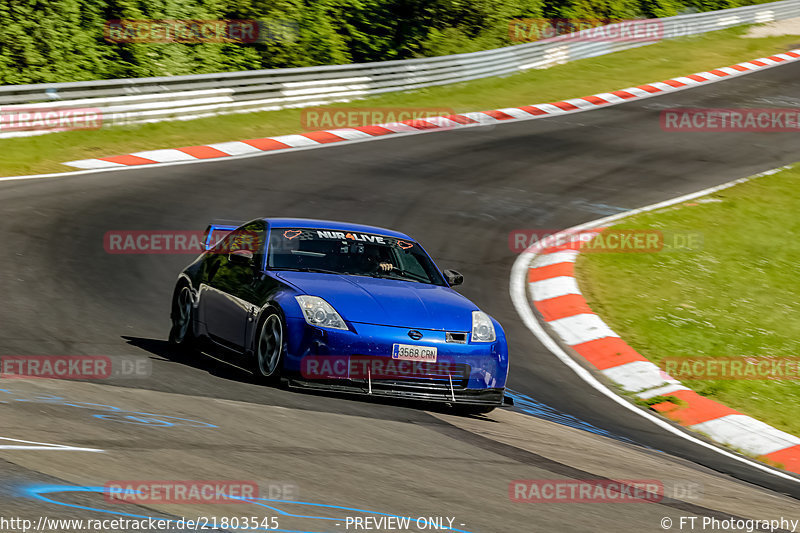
[{"left": 1, "top": 59, "right": 799, "bottom": 532}]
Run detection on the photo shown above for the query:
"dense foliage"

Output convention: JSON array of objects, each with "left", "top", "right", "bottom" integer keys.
[{"left": 0, "top": 0, "right": 773, "bottom": 84}]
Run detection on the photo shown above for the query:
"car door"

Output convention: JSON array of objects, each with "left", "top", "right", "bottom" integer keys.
[{"left": 200, "top": 221, "right": 266, "bottom": 350}]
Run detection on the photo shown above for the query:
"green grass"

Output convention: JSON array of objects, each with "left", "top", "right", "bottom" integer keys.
[
  {"left": 578, "top": 165, "right": 800, "bottom": 437},
  {"left": 4, "top": 25, "right": 800, "bottom": 176}
]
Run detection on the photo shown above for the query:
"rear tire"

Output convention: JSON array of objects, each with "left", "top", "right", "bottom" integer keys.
[
  {"left": 254, "top": 308, "right": 285, "bottom": 381},
  {"left": 168, "top": 284, "right": 195, "bottom": 355}
]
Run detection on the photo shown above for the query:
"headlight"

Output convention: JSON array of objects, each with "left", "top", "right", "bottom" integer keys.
[
  {"left": 471, "top": 311, "right": 496, "bottom": 342},
  {"left": 295, "top": 296, "right": 348, "bottom": 330}
]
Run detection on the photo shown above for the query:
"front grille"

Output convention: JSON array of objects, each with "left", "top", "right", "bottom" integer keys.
[{"left": 371, "top": 362, "right": 471, "bottom": 390}]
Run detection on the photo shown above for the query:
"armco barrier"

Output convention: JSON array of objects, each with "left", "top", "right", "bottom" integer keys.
[{"left": 1, "top": 0, "right": 799, "bottom": 138}]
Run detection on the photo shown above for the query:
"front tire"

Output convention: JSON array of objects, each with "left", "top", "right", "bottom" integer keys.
[
  {"left": 168, "top": 284, "right": 195, "bottom": 354},
  {"left": 254, "top": 308, "right": 285, "bottom": 381}
]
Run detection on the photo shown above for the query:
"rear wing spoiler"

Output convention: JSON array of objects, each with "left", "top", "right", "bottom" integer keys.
[{"left": 202, "top": 223, "right": 240, "bottom": 251}]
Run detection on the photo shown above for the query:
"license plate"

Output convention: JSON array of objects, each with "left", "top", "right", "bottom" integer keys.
[{"left": 392, "top": 343, "right": 437, "bottom": 362}]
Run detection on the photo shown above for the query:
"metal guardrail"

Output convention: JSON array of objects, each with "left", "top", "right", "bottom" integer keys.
[{"left": 1, "top": 0, "right": 798, "bottom": 137}]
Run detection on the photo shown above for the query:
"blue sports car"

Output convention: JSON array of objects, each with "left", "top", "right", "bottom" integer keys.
[{"left": 169, "top": 218, "right": 508, "bottom": 413}]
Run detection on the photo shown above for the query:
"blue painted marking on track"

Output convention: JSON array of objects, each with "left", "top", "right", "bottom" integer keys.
[
  {"left": 21, "top": 485, "right": 476, "bottom": 533},
  {"left": 505, "top": 389, "right": 651, "bottom": 448},
  {"left": 0, "top": 389, "right": 216, "bottom": 429},
  {"left": 92, "top": 414, "right": 175, "bottom": 427},
  {"left": 91, "top": 413, "right": 215, "bottom": 428}
]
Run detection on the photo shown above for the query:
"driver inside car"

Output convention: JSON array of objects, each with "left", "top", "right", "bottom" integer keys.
[{"left": 350, "top": 243, "right": 395, "bottom": 273}]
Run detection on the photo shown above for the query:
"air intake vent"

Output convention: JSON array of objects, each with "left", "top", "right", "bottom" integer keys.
[{"left": 446, "top": 332, "right": 467, "bottom": 344}]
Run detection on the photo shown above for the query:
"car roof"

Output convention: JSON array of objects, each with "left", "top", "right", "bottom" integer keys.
[{"left": 263, "top": 218, "right": 412, "bottom": 240}]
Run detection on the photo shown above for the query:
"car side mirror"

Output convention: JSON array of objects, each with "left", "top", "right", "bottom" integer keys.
[
  {"left": 443, "top": 269, "right": 463, "bottom": 286},
  {"left": 229, "top": 249, "right": 254, "bottom": 266}
]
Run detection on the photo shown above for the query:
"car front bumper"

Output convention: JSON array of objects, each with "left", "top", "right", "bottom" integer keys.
[
  {"left": 287, "top": 378, "right": 505, "bottom": 405},
  {"left": 282, "top": 318, "right": 509, "bottom": 404}
]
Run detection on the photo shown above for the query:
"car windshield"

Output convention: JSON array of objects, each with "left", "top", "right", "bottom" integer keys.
[{"left": 267, "top": 228, "right": 447, "bottom": 286}]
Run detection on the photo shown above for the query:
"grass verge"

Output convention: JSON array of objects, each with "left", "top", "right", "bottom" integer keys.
[
  {"left": 578, "top": 164, "right": 800, "bottom": 437},
  {"left": 2, "top": 25, "right": 800, "bottom": 176}
]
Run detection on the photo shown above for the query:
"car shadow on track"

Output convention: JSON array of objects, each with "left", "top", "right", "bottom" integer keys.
[
  {"left": 122, "top": 335, "right": 254, "bottom": 381},
  {"left": 121, "top": 336, "right": 502, "bottom": 420}
]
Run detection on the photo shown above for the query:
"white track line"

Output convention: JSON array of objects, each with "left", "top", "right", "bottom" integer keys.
[{"left": 0, "top": 436, "right": 103, "bottom": 452}]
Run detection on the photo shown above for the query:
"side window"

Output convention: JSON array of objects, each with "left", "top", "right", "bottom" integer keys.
[
  {"left": 393, "top": 248, "right": 428, "bottom": 279},
  {"left": 215, "top": 221, "right": 266, "bottom": 267}
]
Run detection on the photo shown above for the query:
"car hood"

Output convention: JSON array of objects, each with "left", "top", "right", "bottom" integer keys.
[{"left": 275, "top": 271, "right": 476, "bottom": 331}]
